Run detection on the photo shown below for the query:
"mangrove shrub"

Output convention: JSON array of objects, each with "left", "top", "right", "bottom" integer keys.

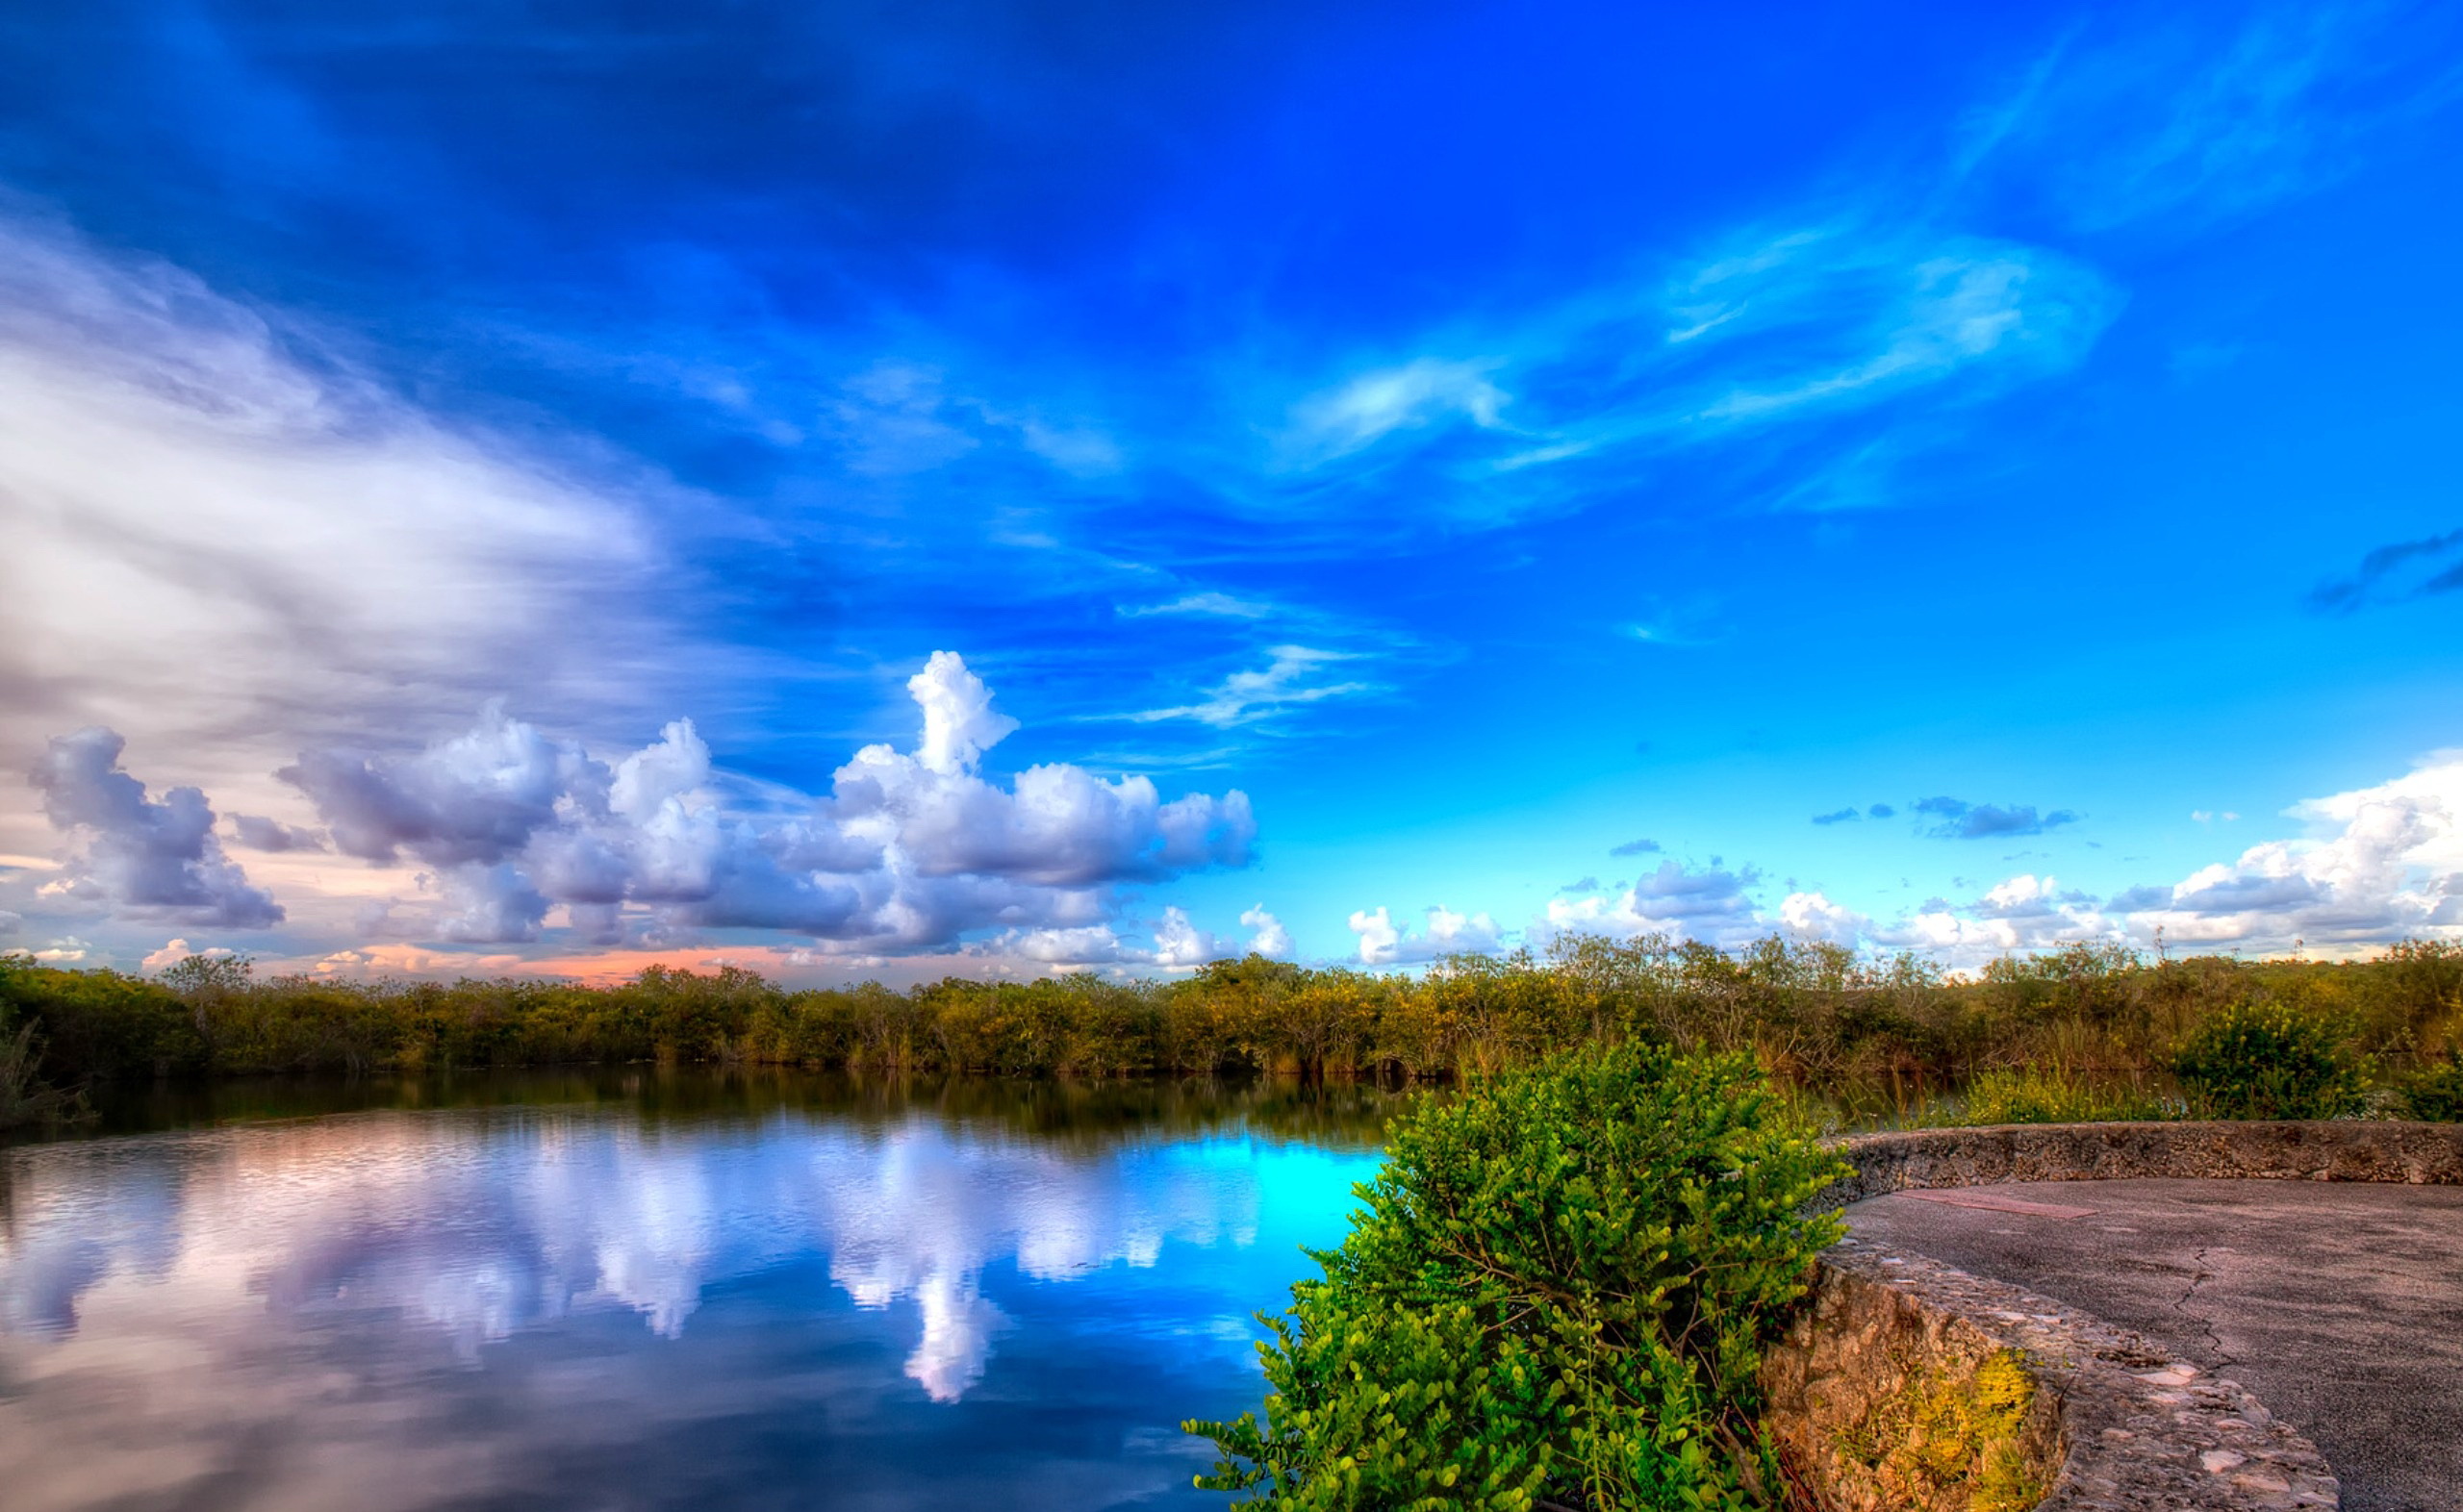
[
  {"left": 2171, "top": 1000, "right": 2367, "bottom": 1121},
  {"left": 1185, "top": 1044, "right": 1847, "bottom": 1510}
]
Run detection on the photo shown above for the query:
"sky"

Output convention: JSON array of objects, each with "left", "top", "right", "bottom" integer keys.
[{"left": 3, "top": 0, "right": 2462, "bottom": 982}]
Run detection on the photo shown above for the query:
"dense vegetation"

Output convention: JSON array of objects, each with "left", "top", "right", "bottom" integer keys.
[
  {"left": 1184, "top": 1044, "right": 1846, "bottom": 1510},
  {"left": 6, "top": 935, "right": 2463, "bottom": 1128}
]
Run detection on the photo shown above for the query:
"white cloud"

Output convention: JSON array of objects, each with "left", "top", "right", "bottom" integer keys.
[
  {"left": 228, "top": 814, "right": 325, "bottom": 852},
  {"left": 905, "top": 651, "right": 1022, "bottom": 779},
  {"left": 1239, "top": 904, "right": 1292, "bottom": 960},
  {"left": 1282, "top": 357, "right": 1510, "bottom": 466},
  {"left": 1150, "top": 906, "right": 1228, "bottom": 969},
  {"left": 1831, "top": 746, "right": 2463, "bottom": 965},
  {"left": 990, "top": 924, "right": 1137, "bottom": 967},
  {"left": 975, "top": 907, "right": 1229, "bottom": 971},
  {"left": 28, "top": 728, "right": 283, "bottom": 929},
  {"left": 274, "top": 652, "right": 1255, "bottom": 954},
  {"left": 140, "top": 938, "right": 236, "bottom": 972},
  {"left": 1535, "top": 860, "right": 1764, "bottom": 950},
  {"left": 1348, "top": 904, "right": 1502, "bottom": 966},
  {"left": 436, "top": 863, "right": 553, "bottom": 945},
  {"left": 0, "top": 215, "right": 679, "bottom": 842},
  {"left": 1128, "top": 645, "right": 1372, "bottom": 729},
  {"left": 2120, "top": 754, "right": 2463, "bottom": 954},
  {"left": 0, "top": 1104, "right": 1309, "bottom": 1418},
  {"left": 1778, "top": 891, "right": 1869, "bottom": 947},
  {"left": 1873, "top": 872, "right": 2111, "bottom": 969}
]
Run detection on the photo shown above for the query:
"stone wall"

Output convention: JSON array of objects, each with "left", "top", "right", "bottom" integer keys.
[
  {"left": 1820, "top": 1120, "right": 2463, "bottom": 1210},
  {"left": 1763, "top": 1245, "right": 2339, "bottom": 1512},
  {"left": 1761, "top": 1120, "right": 2463, "bottom": 1511},
  {"left": 1761, "top": 1251, "right": 2062, "bottom": 1511}
]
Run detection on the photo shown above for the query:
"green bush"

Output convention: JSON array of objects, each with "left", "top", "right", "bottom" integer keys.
[
  {"left": 2170, "top": 1000, "right": 2367, "bottom": 1121},
  {"left": 1184, "top": 1044, "right": 1847, "bottom": 1510},
  {"left": 2399, "top": 1048, "right": 2463, "bottom": 1121},
  {"left": 0, "top": 958, "right": 206, "bottom": 1081},
  {"left": 1955, "top": 1068, "right": 2170, "bottom": 1126}
]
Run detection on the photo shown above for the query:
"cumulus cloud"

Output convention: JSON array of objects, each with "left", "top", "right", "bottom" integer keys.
[
  {"left": 438, "top": 864, "right": 554, "bottom": 945},
  {"left": 1239, "top": 904, "right": 1292, "bottom": 959},
  {"left": 1608, "top": 837, "right": 1662, "bottom": 857},
  {"left": 229, "top": 814, "right": 325, "bottom": 852},
  {"left": 1348, "top": 904, "right": 1502, "bottom": 966},
  {"left": 2120, "top": 754, "right": 2463, "bottom": 952},
  {"left": 140, "top": 938, "right": 236, "bottom": 972},
  {"left": 1811, "top": 808, "right": 1862, "bottom": 825},
  {"left": 906, "top": 651, "right": 1021, "bottom": 778},
  {"left": 1150, "top": 907, "right": 1230, "bottom": 969},
  {"left": 279, "top": 653, "right": 1254, "bottom": 954},
  {"left": 1779, "top": 891, "right": 1869, "bottom": 947},
  {"left": 1536, "top": 860, "right": 1764, "bottom": 950},
  {"left": 28, "top": 728, "right": 283, "bottom": 929},
  {"left": 1874, "top": 873, "right": 2109, "bottom": 967},
  {"left": 1912, "top": 795, "right": 2079, "bottom": 840}
]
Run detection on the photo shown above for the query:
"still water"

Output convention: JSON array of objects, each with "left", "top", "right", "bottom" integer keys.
[{"left": 0, "top": 1072, "right": 1417, "bottom": 1511}]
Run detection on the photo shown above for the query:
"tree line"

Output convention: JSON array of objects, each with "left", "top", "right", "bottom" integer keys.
[{"left": 5, "top": 935, "right": 2459, "bottom": 1111}]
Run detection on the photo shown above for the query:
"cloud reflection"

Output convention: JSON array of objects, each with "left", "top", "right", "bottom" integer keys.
[{"left": 0, "top": 1103, "right": 1296, "bottom": 1401}]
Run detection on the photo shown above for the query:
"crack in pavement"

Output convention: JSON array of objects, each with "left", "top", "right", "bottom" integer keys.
[{"left": 2171, "top": 1246, "right": 2235, "bottom": 1369}]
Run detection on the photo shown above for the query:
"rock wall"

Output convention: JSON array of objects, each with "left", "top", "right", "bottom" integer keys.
[
  {"left": 1820, "top": 1120, "right": 2463, "bottom": 1210},
  {"left": 1760, "top": 1119, "right": 2463, "bottom": 1511},
  {"left": 1762, "top": 1246, "right": 2338, "bottom": 1512}
]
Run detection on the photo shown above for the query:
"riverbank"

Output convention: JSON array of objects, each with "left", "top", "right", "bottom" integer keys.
[{"left": 6, "top": 938, "right": 2461, "bottom": 1127}]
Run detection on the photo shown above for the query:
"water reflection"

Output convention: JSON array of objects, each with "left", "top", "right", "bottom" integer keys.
[{"left": 0, "top": 1075, "right": 1410, "bottom": 1512}]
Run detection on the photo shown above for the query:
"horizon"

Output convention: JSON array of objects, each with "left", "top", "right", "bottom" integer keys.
[{"left": 5, "top": 0, "right": 2462, "bottom": 986}]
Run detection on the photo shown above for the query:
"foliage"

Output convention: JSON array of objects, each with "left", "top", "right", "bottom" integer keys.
[
  {"left": 6, "top": 937, "right": 2463, "bottom": 1119},
  {"left": 1954, "top": 1068, "right": 2172, "bottom": 1127},
  {"left": 2398, "top": 1046, "right": 2463, "bottom": 1121},
  {"left": 1830, "top": 1350, "right": 2043, "bottom": 1512},
  {"left": 1184, "top": 1045, "right": 1847, "bottom": 1510},
  {"left": 0, "top": 956, "right": 206, "bottom": 1082},
  {"left": 2170, "top": 1000, "right": 2369, "bottom": 1121},
  {"left": 1, "top": 1017, "right": 88, "bottom": 1130}
]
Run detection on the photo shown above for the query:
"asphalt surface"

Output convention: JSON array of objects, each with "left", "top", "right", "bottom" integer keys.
[{"left": 1845, "top": 1179, "right": 2463, "bottom": 1512}]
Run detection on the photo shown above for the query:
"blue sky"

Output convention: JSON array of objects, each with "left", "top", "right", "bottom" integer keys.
[{"left": 3, "top": 0, "right": 2462, "bottom": 978}]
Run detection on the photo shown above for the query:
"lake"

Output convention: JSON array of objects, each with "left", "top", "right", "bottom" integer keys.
[{"left": 0, "top": 1071, "right": 1418, "bottom": 1511}]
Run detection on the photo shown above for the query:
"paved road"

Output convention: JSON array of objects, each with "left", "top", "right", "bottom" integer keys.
[{"left": 1845, "top": 1179, "right": 2463, "bottom": 1512}]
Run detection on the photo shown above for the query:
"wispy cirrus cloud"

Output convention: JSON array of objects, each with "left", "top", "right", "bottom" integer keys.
[
  {"left": 1255, "top": 227, "right": 2117, "bottom": 526},
  {"left": 1279, "top": 357, "right": 1511, "bottom": 468},
  {"left": 1125, "top": 646, "right": 1374, "bottom": 729},
  {"left": 1968, "top": 2, "right": 2463, "bottom": 235},
  {"left": 1117, "top": 592, "right": 1276, "bottom": 620},
  {"left": 0, "top": 214, "right": 700, "bottom": 842}
]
